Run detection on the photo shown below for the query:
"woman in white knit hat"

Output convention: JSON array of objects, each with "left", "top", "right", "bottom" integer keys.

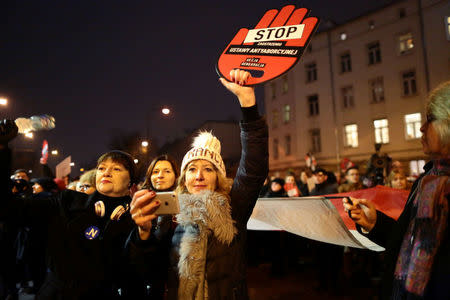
[{"left": 130, "top": 69, "right": 268, "bottom": 299}]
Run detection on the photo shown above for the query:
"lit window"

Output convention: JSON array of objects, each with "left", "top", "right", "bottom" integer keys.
[
  {"left": 272, "top": 109, "right": 279, "bottom": 128},
  {"left": 282, "top": 76, "right": 288, "bottom": 94},
  {"left": 308, "top": 95, "right": 319, "bottom": 116},
  {"left": 306, "top": 62, "right": 317, "bottom": 82},
  {"left": 285, "top": 135, "right": 291, "bottom": 156},
  {"left": 369, "top": 77, "right": 385, "bottom": 103},
  {"left": 409, "top": 160, "right": 425, "bottom": 176},
  {"left": 445, "top": 16, "right": 450, "bottom": 41},
  {"left": 340, "top": 32, "right": 347, "bottom": 40},
  {"left": 271, "top": 82, "right": 276, "bottom": 100},
  {"left": 341, "top": 86, "right": 354, "bottom": 108},
  {"left": 344, "top": 124, "right": 358, "bottom": 148},
  {"left": 399, "top": 32, "right": 414, "bottom": 54},
  {"left": 283, "top": 105, "right": 291, "bottom": 123},
  {"left": 374, "top": 119, "right": 389, "bottom": 144},
  {"left": 309, "top": 129, "right": 321, "bottom": 153},
  {"left": 367, "top": 41, "right": 381, "bottom": 65},
  {"left": 273, "top": 138, "right": 279, "bottom": 160},
  {"left": 402, "top": 70, "right": 417, "bottom": 96},
  {"left": 340, "top": 53, "right": 352, "bottom": 73},
  {"left": 404, "top": 113, "right": 422, "bottom": 139}
]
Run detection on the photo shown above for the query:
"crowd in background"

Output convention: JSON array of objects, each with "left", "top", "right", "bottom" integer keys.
[{"left": 0, "top": 79, "right": 448, "bottom": 300}]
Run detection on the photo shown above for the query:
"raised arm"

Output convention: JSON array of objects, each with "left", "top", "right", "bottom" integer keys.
[{"left": 220, "top": 70, "right": 269, "bottom": 225}]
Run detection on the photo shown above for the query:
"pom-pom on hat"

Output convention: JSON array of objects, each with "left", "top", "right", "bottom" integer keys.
[{"left": 180, "top": 131, "right": 226, "bottom": 176}]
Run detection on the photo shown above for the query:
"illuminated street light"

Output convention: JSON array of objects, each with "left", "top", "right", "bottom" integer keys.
[
  {"left": 0, "top": 98, "right": 7, "bottom": 106},
  {"left": 70, "top": 162, "right": 75, "bottom": 167},
  {"left": 141, "top": 140, "right": 149, "bottom": 147},
  {"left": 24, "top": 132, "right": 33, "bottom": 139},
  {"left": 161, "top": 107, "right": 170, "bottom": 115},
  {"left": 134, "top": 159, "right": 139, "bottom": 164},
  {"left": 80, "top": 168, "right": 85, "bottom": 172},
  {"left": 51, "top": 150, "right": 58, "bottom": 155}
]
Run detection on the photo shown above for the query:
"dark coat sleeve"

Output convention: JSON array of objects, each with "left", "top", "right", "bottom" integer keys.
[
  {"left": 125, "top": 215, "right": 173, "bottom": 299},
  {"left": 230, "top": 117, "right": 269, "bottom": 226}
]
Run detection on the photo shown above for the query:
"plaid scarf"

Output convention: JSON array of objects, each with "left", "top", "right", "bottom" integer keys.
[{"left": 393, "top": 158, "right": 450, "bottom": 297}]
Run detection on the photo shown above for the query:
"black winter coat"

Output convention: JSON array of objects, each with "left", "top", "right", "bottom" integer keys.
[
  {"left": 167, "top": 118, "right": 268, "bottom": 300},
  {"left": 0, "top": 148, "right": 156, "bottom": 299}
]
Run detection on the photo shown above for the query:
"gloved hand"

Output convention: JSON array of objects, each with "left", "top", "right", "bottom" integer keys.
[{"left": 0, "top": 119, "right": 19, "bottom": 145}]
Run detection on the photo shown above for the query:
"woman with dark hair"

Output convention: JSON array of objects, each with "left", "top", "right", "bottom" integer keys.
[
  {"left": 343, "top": 81, "right": 450, "bottom": 299},
  {"left": 0, "top": 133, "right": 161, "bottom": 299},
  {"left": 136, "top": 154, "right": 179, "bottom": 299},
  {"left": 142, "top": 154, "right": 179, "bottom": 192}
]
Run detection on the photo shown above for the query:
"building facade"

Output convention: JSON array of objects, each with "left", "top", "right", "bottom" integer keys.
[{"left": 265, "top": 0, "right": 450, "bottom": 176}]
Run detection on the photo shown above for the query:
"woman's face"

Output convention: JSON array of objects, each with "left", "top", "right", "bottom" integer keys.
[
  {"left": 96, "top": 158, "right": 130, "bottom": 197},
  {"left": 150, "top": 160, "right": 176, "bottom": 191},
  {"left": 285, "top": 176, "right": 295, "bottom": 184},
  {"left": 76, "top": 181, "right": 96, "bottom": 194},
  {"left": 420, "top": 119, "right": 444, "bottom": 157},
  {"left": 32, "top": 183, "right": 43, "bottom": 194},
  {"left": 184, "top": 160, "right": 217, "bottom": 194},
  {"left": 271, "top": 182, "right": 282, "bottom": 192},
  {"left": 391, "top": 174, "right": 407, "bottom": 190}
]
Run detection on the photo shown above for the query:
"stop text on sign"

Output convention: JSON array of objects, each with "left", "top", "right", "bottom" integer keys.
[{"left": 243, "top": 25, "right": 305, "bottom": 43}]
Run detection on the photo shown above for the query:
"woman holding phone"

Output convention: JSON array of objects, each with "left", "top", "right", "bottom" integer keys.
[
  {"left": 130, "top": 69, "right": 268, "bottom": 299},
  {"left": 0, "top": 137, "right": 162, "bottom": 299}
]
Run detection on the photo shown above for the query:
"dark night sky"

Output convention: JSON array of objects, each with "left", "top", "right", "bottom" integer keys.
[{"left": 1, "top": 0, "right": 392, "bottom": 174}]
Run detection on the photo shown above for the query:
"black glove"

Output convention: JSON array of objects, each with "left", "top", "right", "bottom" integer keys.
[{"left": 0, "top": 119, "right": 18, "bottom": 145}]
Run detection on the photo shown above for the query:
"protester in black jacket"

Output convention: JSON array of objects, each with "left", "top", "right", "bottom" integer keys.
[
  {"left": 0, "top": 121, "right": 162, "bottom": 300},
  {"left": 130, "top": 69, "right": 268, "bottom": 299},
  {"left": 310, "top": 168, "right": 338, "bottom": 196},
  {"left": 262, "top": 177, "right": 288, "bottom": 198}
]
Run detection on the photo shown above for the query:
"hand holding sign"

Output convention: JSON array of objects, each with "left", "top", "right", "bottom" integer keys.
[
  {"left": 217, "top": 5, "right": 319, "bottom": 86},
  {"left": 219, "top": 69, "right": 255, "bottom": 107}
]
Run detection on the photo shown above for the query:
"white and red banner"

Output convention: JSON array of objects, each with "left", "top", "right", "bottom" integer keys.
[{"left": 248, "top": 186, "right": 409, "bottom": 251}]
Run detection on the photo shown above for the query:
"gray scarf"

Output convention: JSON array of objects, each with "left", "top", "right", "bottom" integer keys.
[{"left": 176, "top": 191, "right": 237, "bottom": 300}]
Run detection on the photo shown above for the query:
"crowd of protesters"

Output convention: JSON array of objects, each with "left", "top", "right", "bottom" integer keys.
[{"left": 0, "top": 77, "right": 448, "bottom": 300}]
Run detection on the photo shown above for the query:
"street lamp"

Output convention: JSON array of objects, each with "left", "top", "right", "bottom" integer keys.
[
  {"left": 161, "top": 107, "right": 170, "bottom": 115},
  {"left": 141, "top": 140, "right": 149, "bottom": 147},
  {"left": 51, "top": 150, "right": 58, "bottom": 155},
  {"left": 0, "top": 98, "right": 7, "bottom": 106}
]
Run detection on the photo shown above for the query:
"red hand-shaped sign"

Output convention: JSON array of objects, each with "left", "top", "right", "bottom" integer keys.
[{"left": 216, "top": 5, "right": 319, "bottom": 86}]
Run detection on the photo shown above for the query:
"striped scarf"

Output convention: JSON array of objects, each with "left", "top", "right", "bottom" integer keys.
[{"left": 393, "top": 159, "right": 450, "bottom": 297}]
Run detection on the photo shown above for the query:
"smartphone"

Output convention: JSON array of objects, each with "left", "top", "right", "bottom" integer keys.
[{"left": 153, "top": 191, "right": 179, "bottom": 215}]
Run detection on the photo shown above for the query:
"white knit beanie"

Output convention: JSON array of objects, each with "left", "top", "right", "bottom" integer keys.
[{"left": 180, "top": 131, "right": 226, "bottom": 176}]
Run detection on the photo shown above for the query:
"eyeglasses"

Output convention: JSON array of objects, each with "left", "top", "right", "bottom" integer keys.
[
  {"left": 77, "top": 183, "right": 92, "bottom": 190},
  {"left": 426, "top": 113, "right": 436, "bottom": 123}
]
